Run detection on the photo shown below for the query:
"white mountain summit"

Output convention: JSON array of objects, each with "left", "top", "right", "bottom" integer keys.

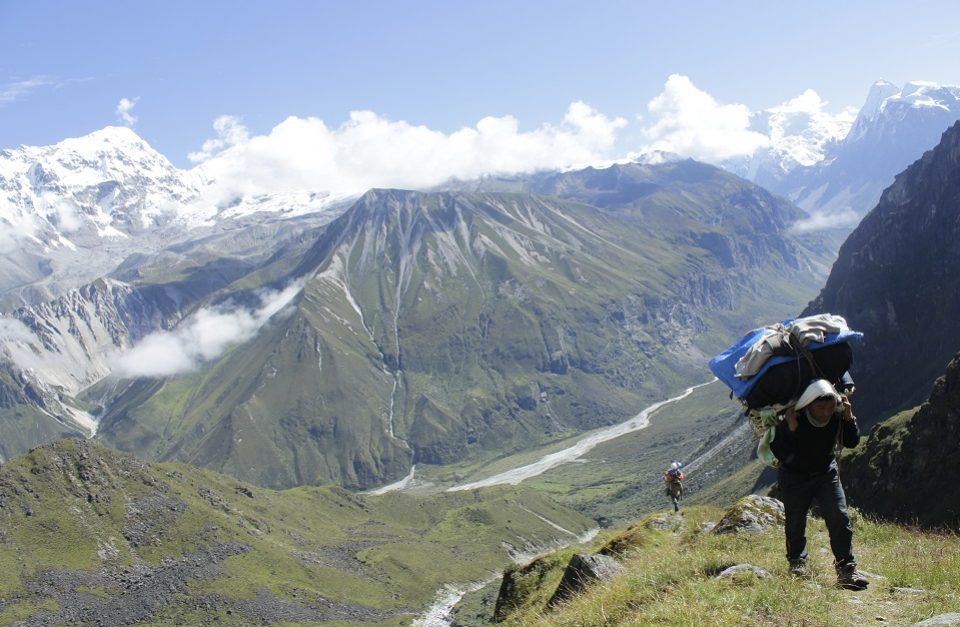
[
  {"left": 0, "top": 126, "right": 199, "bottom": 239},
  {"left": 0, "top": 127, "right": 349, "bottom": 306},
  {"left": 721, "top": 89, "right": 857, "bottom": 191},
  {"left": 845, "top": 80, "right": 960, "bottom": 144},
  {"left": 0, "top": 127, "right": 202, "bottom": 305}
]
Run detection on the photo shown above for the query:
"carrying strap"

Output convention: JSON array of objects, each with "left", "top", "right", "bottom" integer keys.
[{"left": 833, "top": 414, "right": 844, "bottom": 458}]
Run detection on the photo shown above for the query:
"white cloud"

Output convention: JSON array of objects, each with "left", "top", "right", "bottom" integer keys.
[
  {"left": 188, "top": 115, "right": 249, "bottom": 163},
  {"left": 0, "top": 317, "right": 37, "bottom": 343},
  {"left": 37, "top": 193, "right": 83, "bottom": 233},
  {"left": 116, "top": 97, "right": 139, "bottom": 126},
  {"left": 0, "top": 223, "right": 20, "bottom": 254},
  {"left": 0, "top": 76, "right": 52, "bottom": 106},
  {"left": 0, "top": 317, "right": 46, "bottom": 375},
  {"left": 110, "top": 281, "right": 303, "bottom": 378},
  {"left": 189, "top": 102, "right": 627, "bottom": 206},
  {"left": 789, "top": 208, "right": 861, "bottom": 234},
  {"left": 640, "top": 74, "right": 770, "bottom": 162},
  {"left": 53, "top": 199, "right": 84, "bottom": 232},
  {"left": 756, "top": 89, "right": 858, "bottom": 165}
]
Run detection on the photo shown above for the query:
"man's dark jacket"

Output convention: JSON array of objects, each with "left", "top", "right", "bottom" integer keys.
[{"left": 770, "top": 412, "right": 859, "bottom": 474}]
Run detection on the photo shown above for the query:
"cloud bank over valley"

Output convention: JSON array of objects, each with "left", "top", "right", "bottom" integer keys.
[{"left": 110, "top": 281, "right": 303, "bottom": 379}]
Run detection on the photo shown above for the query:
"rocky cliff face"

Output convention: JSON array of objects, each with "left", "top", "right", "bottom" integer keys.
[
  {"left": 802, "top": 121, "right": 960, "bottom": 425},
  {"left": 3, "top": 279, "right": 180, "bottom": 393},
  {"left": 0, "top": 278, "right": 185, "bottom": 456},
  {"left": 843, "top": 352, "right": 960, "bottom": 528}
]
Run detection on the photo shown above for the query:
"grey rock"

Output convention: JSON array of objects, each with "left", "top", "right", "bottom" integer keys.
[
  {"left": 715, "top": 564, "right": 771, "bottom": 580},
  {"left": 546, "top": 553, "right": 624, "bottom": 607},
  {"left": 646, "top": 512, "right": 685, "bottom": 531},
  {"left": 914, "top": 613, "right": 960, "bottom": 626},
  {"left": 891, "top": 586, "right": 927, "bottom": 595},
  {"left": 713, "top": 495, "right": 784, "bottom": 534}
]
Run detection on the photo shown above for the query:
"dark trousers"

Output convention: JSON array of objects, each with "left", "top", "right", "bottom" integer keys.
[{"left": 778, "top": 462, "right": 855, "bottom": 565}]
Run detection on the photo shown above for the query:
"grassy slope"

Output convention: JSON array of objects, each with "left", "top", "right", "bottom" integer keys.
[
  {"left": 0, "top": 439, "right": 595, "bottom": 626},
  {"left": 497, "top": 506, "right": 960, "bottom": 626}
]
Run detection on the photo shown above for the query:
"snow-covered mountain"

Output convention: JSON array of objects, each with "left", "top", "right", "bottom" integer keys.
[
  {"left": 729, "top": 81, "right": 960, "bottom": 232},
  {"left": 724, "top": 90, "right": 857, "bottom": 191},
  {"left": 0, "top": 127, "right": 350, "bottom": 307},
  {"left": 784, "top": 80, "right": 960, "bottom": 224}
]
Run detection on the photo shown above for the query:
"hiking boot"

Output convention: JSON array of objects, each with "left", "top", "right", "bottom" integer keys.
[
  {"left": 835, "top": 561, "right": 869, "bottom": 590},
  {"left": 788, "top": 559, "right": 807, "bottom": 577}
]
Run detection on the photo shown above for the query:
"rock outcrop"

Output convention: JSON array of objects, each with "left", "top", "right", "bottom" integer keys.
[{"left": 843, "top": 352, "right": 960, "bottom": 528}]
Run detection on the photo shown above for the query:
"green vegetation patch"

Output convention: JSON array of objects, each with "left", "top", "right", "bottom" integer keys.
[
  {"left": 0, "top": 440, "right": 599, "bottom": 625},
  {"left": 0, "top": 598, "right": 59, "bottom": 625}
]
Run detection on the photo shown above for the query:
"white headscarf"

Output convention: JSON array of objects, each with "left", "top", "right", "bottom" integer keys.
[{"left": 795, "top": 379, "right": 840, "bottom": 410}]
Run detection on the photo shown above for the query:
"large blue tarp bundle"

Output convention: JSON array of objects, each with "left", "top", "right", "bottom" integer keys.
[{"left": 709, "top": 316, "right": 863, "bottom": 410}]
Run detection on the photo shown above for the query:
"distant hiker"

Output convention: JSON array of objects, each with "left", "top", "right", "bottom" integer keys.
[
  {"left": 663, "top": 461, "right": 685, "bottom": 512},
  {"left": 770, "top": 379, "right": 869, "bottom": 590}
]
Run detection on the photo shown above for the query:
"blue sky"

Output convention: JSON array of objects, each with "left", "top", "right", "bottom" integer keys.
[{"left": 3, "top": 0, "right": 960, "bottom": 168}]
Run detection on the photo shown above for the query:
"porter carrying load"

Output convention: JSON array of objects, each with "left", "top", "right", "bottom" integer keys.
[{"left": 708, "top": 314, "right": 862, "bottom": 464}]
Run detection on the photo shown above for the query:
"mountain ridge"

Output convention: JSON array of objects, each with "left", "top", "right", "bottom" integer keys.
[
  {"left": 0, "top": 126, "right": 351, "bottom": 306},
  {"left": 843, "top": 351, "right": 960, "bottom": 528},
  {"left": 90, "top": 166, "right": 828, "bottom": 490},
  {"left": 772, "top": 80, "right": 960, "bottom": 227}
]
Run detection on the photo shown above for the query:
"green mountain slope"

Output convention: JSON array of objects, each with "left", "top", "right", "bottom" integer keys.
[
  {"left": 0, "top": 367, "right": 81, "bottom": 462},
  {"left": 94, "top": 162, "right": 828, "bottom": 490},
  {"left": 0, "top": 439, "right": 594, "bottom": 626}
]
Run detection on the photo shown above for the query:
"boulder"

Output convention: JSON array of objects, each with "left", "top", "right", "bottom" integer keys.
[
  {"left": 713, "top": 495, "right": 784, "bottom": 534},
  {"left": 715, "top": 564, "right": 771, "bottom": 580},
  {"left": 546, "top": 553, "right": 624, "bottom": 608}
]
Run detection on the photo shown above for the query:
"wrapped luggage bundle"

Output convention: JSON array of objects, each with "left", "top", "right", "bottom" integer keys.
[{"left": 709, "top": 313, "right": 863, "bottom": 416}]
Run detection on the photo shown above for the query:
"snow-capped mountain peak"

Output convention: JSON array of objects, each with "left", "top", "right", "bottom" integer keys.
[
  {"left": 721, "top": 89, "right": 857, "bottom": 186},
  {"left": 856, "top": 80, "right": 900, "bottom": 122},
  {"left": 742, "top": 79, "right": 960, "bottom": 228},
  {"left": 0, "top": 126, "right": 358, "bottom": 306},
  {"left": 846, "top": 80, "right": 960, "bottom": 143},
  {"left": 4, "top": 126, "right": 187, "bottom": 193},
  {"left": 1, "top": 126, "right": 200, "bottom": 238}
]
